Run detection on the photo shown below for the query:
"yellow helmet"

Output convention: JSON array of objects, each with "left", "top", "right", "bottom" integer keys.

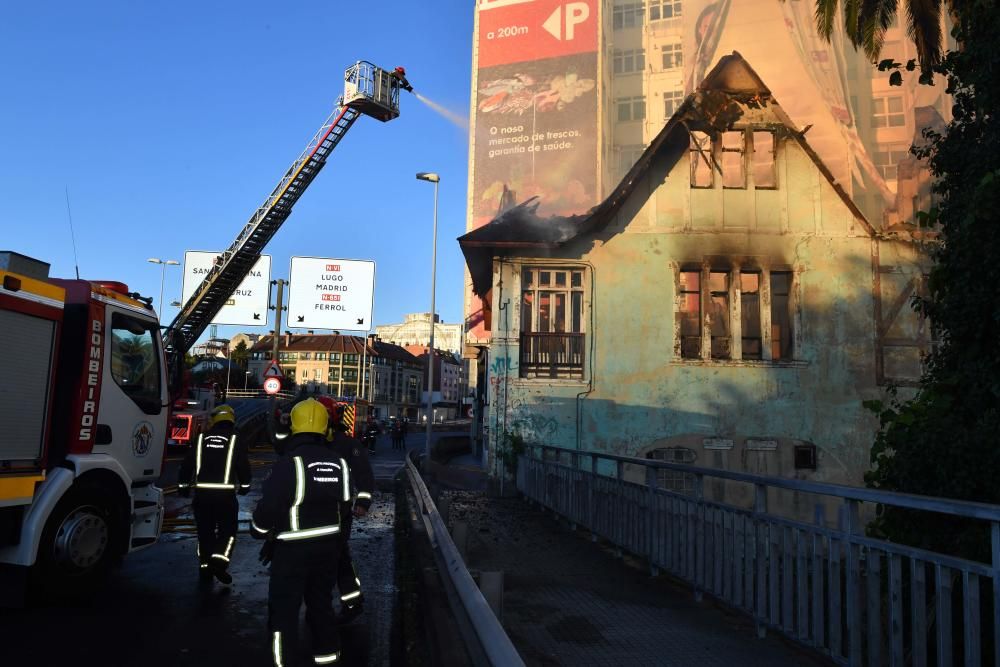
[
  {"left": 210, "top": 404, "right": 236, "bottom": 427},
  {"left": 290, "top": 398, "right": 329, "bottom": 435}
]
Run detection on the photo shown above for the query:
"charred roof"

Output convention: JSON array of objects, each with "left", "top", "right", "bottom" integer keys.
[{"left": 458, "top": 52, "right": 874, "bottom": 297}]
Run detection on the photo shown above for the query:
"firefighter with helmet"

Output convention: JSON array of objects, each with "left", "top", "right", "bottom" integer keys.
[
  {"left": 178, "top": 403, "right": 251, "bottom": 585},
  {"left": 252, "top": 398, "right": 351, "bottom": 666},
  {"left": 392, "top": 66, "right": 413, "bottom": 92},
  {"left": 321, "top": 399, "right": 375, "bottom": 624}
]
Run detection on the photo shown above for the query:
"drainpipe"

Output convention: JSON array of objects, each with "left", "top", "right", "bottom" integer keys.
[{"left": 575, "top": 262, "right": 597, "bottom": 464}]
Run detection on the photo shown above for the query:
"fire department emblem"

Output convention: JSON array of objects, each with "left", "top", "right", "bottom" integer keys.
[{"left": 132, "top": 421, "right": 154, "bottom": 457}]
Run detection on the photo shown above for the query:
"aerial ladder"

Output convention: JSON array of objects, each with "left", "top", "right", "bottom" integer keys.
[{"left": 163, "top": 61, "right": 408, "bottom": 380}]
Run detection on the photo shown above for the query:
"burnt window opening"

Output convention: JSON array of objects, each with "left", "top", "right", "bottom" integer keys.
[
  {"left": 721, "top": 131, "right": 746, "bottom": 188},
  {"left": 740, "top": 272, "right": 762, "bottom": 360},
  {"left": 770, "top": 272, "right": 793, "bottom": 360},
  {"left": 794, "top": 443, "right": 817, "bottom": 470},
  {"left": 678, "top": 267, "right": 796, "bottom": 363},
  {"left": 709, "top": 271, "right": 731, "bottom": 359},
  {"left": 689, "top": 131, "right": 713, "bottom": 188},
  {"left": 678, "top": 270, "right": 701, "bottom": 359},
  {"left": 520, "top": 267, "right": 586, "bottom": 379},
  {"left": 691, "top": 129, "right": 778, "bottom": 190},
  {"left": 752, "top": 131, "right": 777, "bottom": 188},
  {"left": 648, "top": 447, "right": 697, "bottom": 494}
]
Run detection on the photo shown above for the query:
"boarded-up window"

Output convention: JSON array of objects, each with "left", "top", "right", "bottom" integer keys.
[
  {"left": 770, "top": 272, "right": 793, "bottom": 360},
  {"left": 709, "top": 272, "right": 731, "bottom": 359},
  {"left": 740, "top": 272, "right": 762, "bottom": 359},
  {"left": 690, "top": 131, "right": 713, "bottom": 188},
  {"left": 679, "top": 271, "right": 701, "bottom": 358},
  {"left": 752, "top": 131, "right": 776, "bottom": 188}
]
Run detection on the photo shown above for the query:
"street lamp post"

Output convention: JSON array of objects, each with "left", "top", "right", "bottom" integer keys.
[
  {"left": 147, "top": 258, "right": 179, "bottom": 323},
  {"left": 416, "top": 172, "right": 439, "bottom": 454},
  {"left": 244, "top": 371, "right": 251, "bottom": 392}
]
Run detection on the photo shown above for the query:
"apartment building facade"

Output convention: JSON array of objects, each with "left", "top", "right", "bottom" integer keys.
[{"left": 247, "top": 334, "right": 424, "bottom": 419}]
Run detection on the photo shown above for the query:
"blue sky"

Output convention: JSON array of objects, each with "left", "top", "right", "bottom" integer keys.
[{"left": 0, "top": 1, "right": 473, "bottom": 339}]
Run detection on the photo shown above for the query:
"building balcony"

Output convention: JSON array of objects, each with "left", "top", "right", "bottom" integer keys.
[{"left": 519, "top": 332, "right": 585, "bottom": 379}]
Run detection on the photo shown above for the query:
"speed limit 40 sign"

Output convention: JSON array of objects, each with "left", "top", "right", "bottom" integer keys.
[{"left": 263, "top": 376, "right": 282, "bottom": 395}]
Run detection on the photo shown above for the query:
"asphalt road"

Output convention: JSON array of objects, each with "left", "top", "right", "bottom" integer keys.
[{"left": 1, "top": 430, "right": 402, "bottom": 667}]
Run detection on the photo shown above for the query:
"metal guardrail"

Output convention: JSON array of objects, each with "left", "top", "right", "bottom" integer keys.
[
  {"left": 519, "top": 444, "right": 1000, "bottom": 667},
  {"left": 224, "top": 389, "right": 297, "bottom": 401},
  {"left": 404, "top": 454, "right": 525, "bottom": 667}
]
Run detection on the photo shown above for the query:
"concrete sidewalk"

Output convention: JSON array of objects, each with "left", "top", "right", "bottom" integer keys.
[{"left": 442, "top": 490, "right": 828, "bottom": 666}]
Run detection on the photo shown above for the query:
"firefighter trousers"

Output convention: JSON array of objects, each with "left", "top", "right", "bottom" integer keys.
[
  {"left": 337, "top": 514, "right": 363, "bottom": 609},
  {"left": 193, "top": 492, "right": 238, "bottom": 571},
  {"left": 269, "top": 537, "right": 341, "bottom": 666}
]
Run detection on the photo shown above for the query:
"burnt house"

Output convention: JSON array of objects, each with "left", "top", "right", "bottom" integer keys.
[{"left": 459, "top": 54, "right": 932, "bottom": 488}]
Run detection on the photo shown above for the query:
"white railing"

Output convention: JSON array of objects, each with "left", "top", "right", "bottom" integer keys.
[{"left": 518, "top": 444, "right": 1000, "bottom": 667}]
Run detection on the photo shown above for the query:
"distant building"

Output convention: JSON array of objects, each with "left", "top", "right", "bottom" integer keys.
[
  {"left": 369, "top": 338, "right": 425, "bottom": 421},
  {"left": 248, "top": 333, "right": 423, "bottom": 420},
  {"left": 404, "top": 345, "right": 468, "bottom": 420},
  {"left": 375, "top": 312, "right": 463, "bottom": 355}
]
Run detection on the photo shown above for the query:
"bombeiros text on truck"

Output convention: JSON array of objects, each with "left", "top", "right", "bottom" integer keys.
[{"left": 0, "top": 61, "right": 409, "bottom": 603}]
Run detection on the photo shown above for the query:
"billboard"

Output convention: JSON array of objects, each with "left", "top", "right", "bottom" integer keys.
[
  {"left": 468, "top": 0, "right": 600, "bottom": 341},
  {"left": 286, "top": 257, "right": 375, "bottom": 332},
  {"left": 181, "top": 252, "right": 271, "bottom": 327}
]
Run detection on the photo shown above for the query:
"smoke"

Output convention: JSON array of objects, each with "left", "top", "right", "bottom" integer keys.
[{"left": 413, "top": 92, "right": 469, "bottom": 131}]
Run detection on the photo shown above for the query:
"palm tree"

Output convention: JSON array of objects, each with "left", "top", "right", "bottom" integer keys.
[{"left": 811, "top": 0, "right": 960, "bottom": 70}]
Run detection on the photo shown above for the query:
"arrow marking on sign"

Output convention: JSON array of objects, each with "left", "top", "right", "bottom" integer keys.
[
  {"left": 542, "top": 2, "right": 589, "bottom": 41},
  {"left": 357, "top": 318, "right": 364, "bottom": 325},
  {"left": 297, "top": 315, "right": 304, "bottom": 322},
  {"left": 542, "top": 6, "right": 562, "bottom": 39}
]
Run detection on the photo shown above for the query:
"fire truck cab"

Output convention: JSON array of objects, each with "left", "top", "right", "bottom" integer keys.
[{"left": 0, "top": 253, "right": 166, "bottom": 601}]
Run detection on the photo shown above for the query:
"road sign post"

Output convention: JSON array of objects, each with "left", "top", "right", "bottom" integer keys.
[{"left": 263, "top": 376, "right": 282, "bottom": 395}]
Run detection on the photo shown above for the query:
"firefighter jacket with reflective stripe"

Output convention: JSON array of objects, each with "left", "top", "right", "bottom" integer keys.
[
  {"left": 329, "top": 432, "right": 375, "bottom": 510},
  {"left": 178, "top": 423, "right": 251, "bottom": 492},
  {"left": 251, "top": 433, "right": 349, "bottom": 542}
]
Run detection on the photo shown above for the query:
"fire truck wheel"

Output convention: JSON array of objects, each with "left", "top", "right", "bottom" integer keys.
[{"left": 36, "top": 485, "right": 121, "bottom": 595}]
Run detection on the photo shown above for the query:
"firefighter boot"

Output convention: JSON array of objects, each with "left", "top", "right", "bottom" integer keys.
[
  {"left": 211, "top": 559, "right": 233, "bottom": 585},
  {"left": 198, "top": 563, "right": 213, "bottom": 589}
]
